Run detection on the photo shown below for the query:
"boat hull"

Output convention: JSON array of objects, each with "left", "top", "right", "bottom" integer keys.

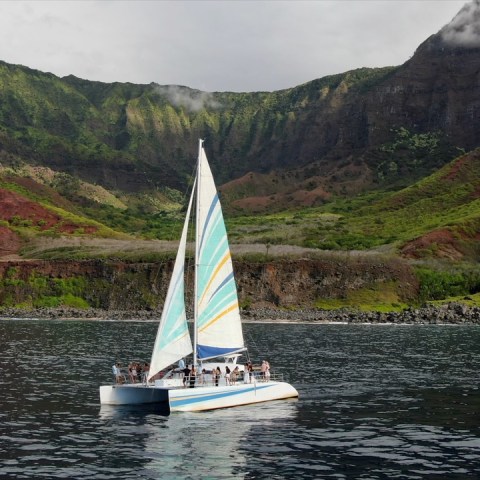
[
  {"left": 99, "top": 381, "right": 298, "bottom": 412},
  {"left": 169, "top": 381, "right": 298, "bottom": 412},
  {"left": 99, "top": 384, "right": 170, "bottom": 405}
]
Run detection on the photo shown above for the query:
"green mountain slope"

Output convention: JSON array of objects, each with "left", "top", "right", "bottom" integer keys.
[{"left": 225, "top": 149, "right": 480, "bottom": 261}]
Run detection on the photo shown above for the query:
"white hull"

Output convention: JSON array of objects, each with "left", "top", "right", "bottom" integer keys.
[{"left": 99, "top": 380, "right": 298, "bottom": 412}]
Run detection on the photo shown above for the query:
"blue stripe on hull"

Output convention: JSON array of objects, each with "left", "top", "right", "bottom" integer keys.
[{"left": 169, "top": 382, "right": 297, "bottom": 411}]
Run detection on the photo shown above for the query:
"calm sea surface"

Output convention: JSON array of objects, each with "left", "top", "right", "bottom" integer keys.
[{"left": 0, "top": 320, "right": 479, "bottom": 479}]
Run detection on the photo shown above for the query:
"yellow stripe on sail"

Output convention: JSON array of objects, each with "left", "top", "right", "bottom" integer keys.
[
  {"left": 199, "top": 252, "right": 231, "bottom": 306},
  {"left": 199, "top": 302, "right": 239, "bottom": 332}
]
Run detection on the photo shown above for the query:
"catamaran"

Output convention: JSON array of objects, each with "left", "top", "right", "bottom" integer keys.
[{"left": 99, "top": 140, "right": 298, "bottom": 412}]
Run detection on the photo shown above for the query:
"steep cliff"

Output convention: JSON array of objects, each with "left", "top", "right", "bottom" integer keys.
[{"left": 0, "top": 256, "right": 418, "bottom": 311}]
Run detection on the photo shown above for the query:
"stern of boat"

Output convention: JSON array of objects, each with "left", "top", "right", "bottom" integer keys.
[{"left": 99, "top": 384, "right": 170, "bottom": 406}]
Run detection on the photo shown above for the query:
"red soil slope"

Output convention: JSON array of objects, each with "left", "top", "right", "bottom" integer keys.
[{"left": 0, "top": 188, "right": 97, "bottom": 257}]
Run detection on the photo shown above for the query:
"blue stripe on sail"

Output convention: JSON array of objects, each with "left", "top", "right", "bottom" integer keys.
[
  {"left": 198, "top": 282, "right": 237, "bottom": 324},
  {"left": 208, "top": 271, "right": 234, "bottom": 303},
  {"left": 197, "top": 222, "right": 228, "bottom": 299},
  {"left": 199, "top": 194, "right": 219, "bottom": 256},
  {"left": 197, "top": 344, "right": 243, "bottom": 359},
  {"left": 198, "top": 288, "right": 238, "bottom": 330}
]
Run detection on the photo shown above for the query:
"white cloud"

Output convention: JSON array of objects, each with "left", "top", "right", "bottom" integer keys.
[
  {"left": 154, "top": 85, "right": 222, "bottom": 112},
  {"left": 441, "top": 0, "right": 480, "bottom": 47}
]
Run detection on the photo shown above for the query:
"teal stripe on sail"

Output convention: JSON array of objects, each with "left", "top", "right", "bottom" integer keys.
[
  {"left": 198, "top": 237, "right": 228, "bottom": 299},
  {"left": 198, "top": 287, "right": 238, "bottom": 330},
  {"left": 197, "top": 211, "right": 228, "bottom": 278},
  {"left": 208, "top": 272, "right": 235, "bottom": 304},
  {"left": 198, "top": 194, "right": 219, "bottom": 256},
  {"left": 199, "top": 275, "right": 237, "bottom": 322},
  {"left": 157, "top": 277, "right": 187, "bottom": 347}
]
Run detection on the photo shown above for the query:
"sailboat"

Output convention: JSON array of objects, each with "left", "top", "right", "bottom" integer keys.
[{"left": 99, "top": 140, "right": 298, "bottom": 412}]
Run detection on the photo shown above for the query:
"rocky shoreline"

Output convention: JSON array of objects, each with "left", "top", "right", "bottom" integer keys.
[{"left": 0, "top": 303, "right": 479, "bottom": 324}]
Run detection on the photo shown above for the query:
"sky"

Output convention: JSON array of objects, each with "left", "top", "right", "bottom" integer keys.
[{"left": 0, "top": 0, "right": 472, "bottom": 93}]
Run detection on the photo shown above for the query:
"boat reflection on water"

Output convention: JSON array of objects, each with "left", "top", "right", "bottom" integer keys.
[
  {"left": 99, "top": 402, "right": 171, "bottom": 419},
  {"left": 98, "top": 399, "right": 299, "bottom": 478}
]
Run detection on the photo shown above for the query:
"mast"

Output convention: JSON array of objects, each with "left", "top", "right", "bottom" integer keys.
[{"left": 193, "top": 138, "right": 203, "bottom": 367}]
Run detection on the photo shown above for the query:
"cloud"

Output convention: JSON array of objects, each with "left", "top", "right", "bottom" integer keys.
[
  {"left": 441, "top": 0, "right": 480, "bottom": 47},
  {"left": 154, "top": 85, "right": 222, "bottom": 112}
]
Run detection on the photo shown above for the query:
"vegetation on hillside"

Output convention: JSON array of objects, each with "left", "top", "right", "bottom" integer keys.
[{"left": 0, "top": 55, "right": 479, "bottom": 312}]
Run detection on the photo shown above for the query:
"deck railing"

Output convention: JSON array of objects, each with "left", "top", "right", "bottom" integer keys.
[{"left": 113, "top": 370, "right": 285, "bottom": 386}]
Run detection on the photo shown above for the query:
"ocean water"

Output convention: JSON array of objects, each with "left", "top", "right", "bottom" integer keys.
[{"left": 0, "top": 319, "right": 479, "bottom": 479}]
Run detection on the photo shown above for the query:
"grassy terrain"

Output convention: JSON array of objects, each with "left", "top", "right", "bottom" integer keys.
[
  {"left": 0, "top": 149, "right": 479, "bottom": 311},
  {"left": 225, "top": 150, "right": 480, "bottom": 258}
]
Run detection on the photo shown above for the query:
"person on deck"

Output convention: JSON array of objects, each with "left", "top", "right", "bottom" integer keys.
[
  {"left": 244, "top": 363, "right": 250, "bottom": 384},
  {"left": 265, "top": 360, "right": 271, "bottom": 381},
  {"left": 189, "top": 365, "right": 196, "bottom": 388},
  {"left": 182, "top": 364, "right": 191, "bottom": 387},
  {"left": 261, "top": 360, "right": 267, "bottom": 381},
  {"left": 112, "top": 363, "right": 123, "bottom": 384},
  {"left": 248, "top": 362, "right": 254, "bottom": 382},
  {"left": 231, "top": 366, "right": 239, "bottom": 385},
  {"left": 215, "top": 366, "right": 221, "bottom": 386}
]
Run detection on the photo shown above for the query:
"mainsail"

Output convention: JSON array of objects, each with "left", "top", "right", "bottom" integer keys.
[
  {"left": 147, "top": 180, "right": 195, "bottom": 380},
  {"left": 195, "top": 142, "right": 245, "bottom": 360},
  {"left": 147, "top": 140, "right": 245, "bottom": 379}
]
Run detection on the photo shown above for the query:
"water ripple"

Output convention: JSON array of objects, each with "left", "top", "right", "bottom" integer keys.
[{"left": 1, "top": 320, "right": 479, "bottom": 479}]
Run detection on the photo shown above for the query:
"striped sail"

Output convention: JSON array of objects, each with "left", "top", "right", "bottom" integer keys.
[
  {"left": 147, "top": 181, "right": 195, "bottom": 380},
  {"left": 195, "top": 142, "right": 245, "bottom": 360}
]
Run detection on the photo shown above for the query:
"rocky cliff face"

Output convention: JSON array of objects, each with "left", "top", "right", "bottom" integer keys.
[{"left": 0, "top": 257, "right": 418, "bottom": 311}]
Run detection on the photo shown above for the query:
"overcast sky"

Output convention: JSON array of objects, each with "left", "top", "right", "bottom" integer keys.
[{"left": 0, "top": 0, "right": 469, "bottom": 93}]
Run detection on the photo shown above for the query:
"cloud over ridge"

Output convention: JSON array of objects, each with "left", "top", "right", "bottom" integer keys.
[{"left": 441, "top": 0, "right": 480, "bottom": 47}]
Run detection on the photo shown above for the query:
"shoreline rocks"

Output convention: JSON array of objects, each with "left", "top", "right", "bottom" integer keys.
[{"left": 0, "top": 302, "right": 479, "bottom": 324}]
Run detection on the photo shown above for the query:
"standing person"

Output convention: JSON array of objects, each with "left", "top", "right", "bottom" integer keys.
[
  {"left": 243, "top": 363, "right": 250, "bottom": 384},
  {"left": 231, "top": 366, "right": 239, "bottom": 385},
  {"left": 248, "top": 362, "right": 254, "bottom": 383},
  {"left": 225, "top": 366, "right": 231, "bottom": 386},
  {"left": 131, "top": 363, "right": 138, "bottom": 383},
  {"left": 142, "top": 363, "right": 150, "bottom": 383},
  {"left": 189, "top": 365, "right": 196, "bottom": 388},
  {"left": 183, "top": 364, "right": 191, "bottom": 387},
  {"left": 265, "top": 361, "right": 271, "bottom": 381},
  {"left": 261, "top": 360, "right": 267, "bottom": 381},
  {"left": 112, "top": 363, "right": 122, "bottom": 384},
  {"left": 215, "top": 366, "right": 221, "bottom": 386}
]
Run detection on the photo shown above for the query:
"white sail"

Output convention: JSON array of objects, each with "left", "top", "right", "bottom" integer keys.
[
  {"left": 195, "top": 142, "right": 245, "bottom": 360},
  {"left": 147, "top": 181, "right": 195, "bottom": 380}
]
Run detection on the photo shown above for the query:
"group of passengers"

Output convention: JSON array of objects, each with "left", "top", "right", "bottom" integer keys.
[
  {"left": 112, "top": 361, "right": 150, "bottom": 384},
  {"left": 113, "top": 359, "right": 272, "bottom": 386},
  {"left": 179, "top": 360, "right": 271, "bottom": 388}
]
